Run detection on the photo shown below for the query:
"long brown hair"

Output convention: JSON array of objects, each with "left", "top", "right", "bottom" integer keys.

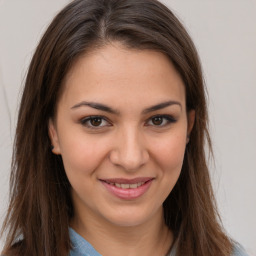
[{"left": 1, "top": 0, "right": 232, "bottom": 255}]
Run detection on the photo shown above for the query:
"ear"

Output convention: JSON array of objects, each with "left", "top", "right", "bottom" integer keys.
[
  {"left": 186, "top": 110, "right": 195, "bottom": 144},
  {"left": 48, "top": 119, "right": 61, "bottom": 155}
]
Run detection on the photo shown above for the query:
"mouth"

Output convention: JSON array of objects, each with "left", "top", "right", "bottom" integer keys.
[
  {"left": 104, "top": 181, "right": 147, "bottom": 189},
  {"left": 99, "top": 177, "right": 154, "bottom": 200}
]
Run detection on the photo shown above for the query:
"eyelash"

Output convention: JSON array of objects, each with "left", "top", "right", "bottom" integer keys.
[
  {"left": 80, "top": 116, "right": 112, "bottom": 129},
  {"left": 146, "top": 115, "right": 177, "bottom": 127},
  {"left": 80, "top": 114, "right": 177, "bottom": 129}
]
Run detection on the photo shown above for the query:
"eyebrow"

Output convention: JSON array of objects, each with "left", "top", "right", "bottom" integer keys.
[
  {"left": 142, "top": 100, "right": 182, "bottom": 114},
  {"left": 71, "top": 100, "right": 181, "bottom": 114},
  {"left": 71, "top": 101, "right": 120, "bottom": 114}
]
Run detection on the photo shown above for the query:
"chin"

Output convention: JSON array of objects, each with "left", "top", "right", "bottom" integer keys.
[{"left": 101, "top": 206, "right": 162, "bottom": 228}]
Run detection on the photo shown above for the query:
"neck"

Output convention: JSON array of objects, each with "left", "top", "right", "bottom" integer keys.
[{"left": 71, "top": 208, "right": 173, "bottom": 256}]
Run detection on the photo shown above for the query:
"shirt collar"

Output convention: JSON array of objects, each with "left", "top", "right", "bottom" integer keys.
[{"left": 69, "top": 228, "right": 102, "bottom": 256}]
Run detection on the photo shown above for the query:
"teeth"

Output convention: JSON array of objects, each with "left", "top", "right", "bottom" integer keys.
[
  {"left": 129, "top": 183, "right": 138, "bottom": 189},
  {"left": 111, "top": 181, "right": 146, "bottom": 189},
  {"left": 121, "top": 184, "right": 130, "bottom": 189}
]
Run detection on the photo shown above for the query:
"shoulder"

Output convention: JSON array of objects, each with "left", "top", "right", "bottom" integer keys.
[
  {"left": 232, "top": 242, "right": 249, "bottom": 256},
  {"left": 166, "top": 242, "right": 249, "bottom": 256}
]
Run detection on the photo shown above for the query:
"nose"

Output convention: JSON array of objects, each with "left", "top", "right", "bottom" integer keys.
[{"left": 109, "top": 127, "right": 149, "bottom": 171}]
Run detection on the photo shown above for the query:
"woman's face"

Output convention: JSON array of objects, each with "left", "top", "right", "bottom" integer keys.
[{"left": 49, "top": 43, "right": 194, "bottom": 228}]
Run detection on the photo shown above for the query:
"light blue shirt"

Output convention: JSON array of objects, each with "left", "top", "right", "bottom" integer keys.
[
  {"left": 69, "top": 228, "right": 101, "bottom": 256},
  {"left": 69, "top": 228, "right": 248, "bottom": 256}
]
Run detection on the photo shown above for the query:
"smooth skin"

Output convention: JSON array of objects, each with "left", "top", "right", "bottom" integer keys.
[{"left": 49, "top": 43, "right": 195, "bottom": 256}]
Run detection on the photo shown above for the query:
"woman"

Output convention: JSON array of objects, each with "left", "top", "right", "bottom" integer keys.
[{"left": 1, "top": 0, "right": 248, "bottom": 255}]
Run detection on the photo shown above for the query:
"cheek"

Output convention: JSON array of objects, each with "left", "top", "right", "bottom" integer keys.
[
  {"left": 152, "top": 132, "right": 187, "bottom": 171},
  {"left": 152, "top": 133, "right": 187, "bottom": 200},
  {"left": 58, "top": 131, "right": 109, "bottom": 177}
]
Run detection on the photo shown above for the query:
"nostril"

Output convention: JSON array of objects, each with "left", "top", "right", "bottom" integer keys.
[
  {"left": 108, "top": 131, "right": 149, "bottom": 170},
  {"left": 109, "top": 148, "right": 149, "bottom": 171}
]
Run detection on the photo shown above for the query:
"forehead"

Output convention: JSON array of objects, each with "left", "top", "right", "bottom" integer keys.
[{"left": 59, "top": 43, "right": 186, "bottom": 108}]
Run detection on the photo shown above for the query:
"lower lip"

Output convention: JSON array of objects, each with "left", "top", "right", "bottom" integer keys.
[{"left": 101, "top": 180, "right": 153, "bottom": 200}]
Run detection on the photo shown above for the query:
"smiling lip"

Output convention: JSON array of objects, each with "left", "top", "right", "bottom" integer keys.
[{"left": 100, "top": 177, "right": 154, "bottom": 200}]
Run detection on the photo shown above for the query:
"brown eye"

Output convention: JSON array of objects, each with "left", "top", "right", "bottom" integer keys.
[
  {"left": 146, "top": 115, "right": 176, "bottom": 127},
  {"left": 90, "top": 117, "right": 102, "bottom": 126},
  {"left": 80, "top": 116, "right": 111, "bottom": 129},
  {"left": 152, "top": 116, "right": 163, "bottom": 125}
]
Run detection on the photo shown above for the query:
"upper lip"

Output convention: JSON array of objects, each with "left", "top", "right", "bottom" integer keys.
[{"left": 99, "top": 177, "right": 154, "bottom": 184}]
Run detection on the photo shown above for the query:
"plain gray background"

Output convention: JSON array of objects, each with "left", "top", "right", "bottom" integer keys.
[{"left": 0, "top": 0, "right": 255, "bottom": 254}]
